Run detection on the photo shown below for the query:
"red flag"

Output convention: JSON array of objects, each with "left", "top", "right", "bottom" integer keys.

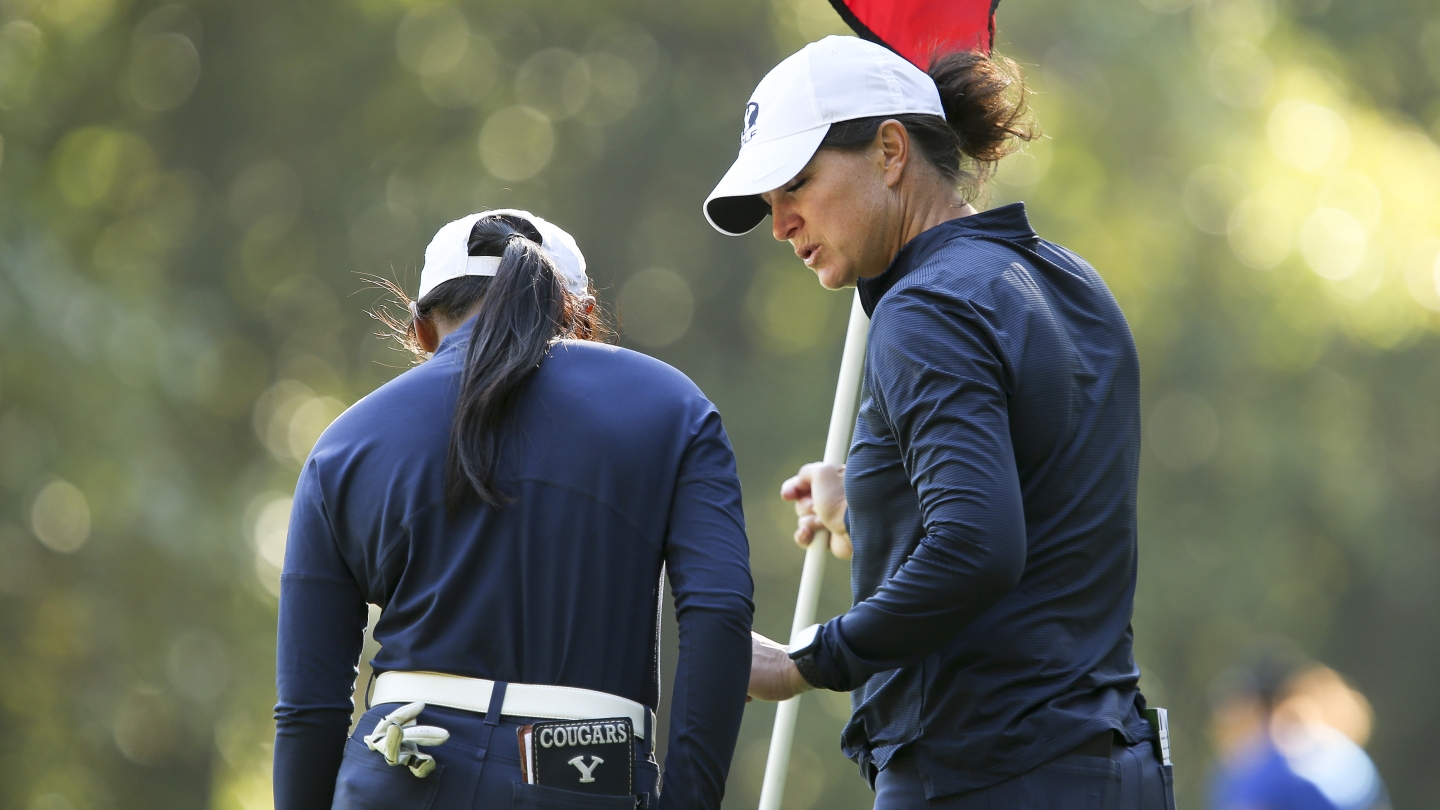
[{"left": 827, "top": 0, "right": 998, "bottom": 68}]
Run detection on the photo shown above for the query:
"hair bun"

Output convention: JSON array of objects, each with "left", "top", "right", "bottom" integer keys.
[{"left": 928, "top": 51, "right": 1037, "bottom": 168}]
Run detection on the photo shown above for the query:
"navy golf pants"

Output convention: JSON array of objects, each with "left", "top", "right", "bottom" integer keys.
[
  {"left": 875, "top": 738, "right": 1176, "bottom": 810},
  {"left": 332, "top": 703, "right": 659, "bottom": 809}
]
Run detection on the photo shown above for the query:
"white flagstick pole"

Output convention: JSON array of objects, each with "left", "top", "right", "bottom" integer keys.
[{"left": 757, "top": 290, "right": 870, "bottom": 810}]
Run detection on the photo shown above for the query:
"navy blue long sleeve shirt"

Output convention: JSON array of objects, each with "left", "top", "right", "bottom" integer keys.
[
  {"left": 807, "top": 203, "right": 1152, "bottom": 797},
  {"left": 273, "top": 321, "right": 754, "bottom": 810}
]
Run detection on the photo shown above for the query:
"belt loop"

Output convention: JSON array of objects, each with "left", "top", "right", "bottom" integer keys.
[
  {"left": 364, "top": 670, "right": 378, "bottom": 710},
  {"left": 469, "top": 680, "right": 509, "bottom": 791},
  {"left": 485, "top": 681, "right": 508, "bottom": 726},
  {"left": 644, "top": 707, "right": 655, "bottom": 757}
]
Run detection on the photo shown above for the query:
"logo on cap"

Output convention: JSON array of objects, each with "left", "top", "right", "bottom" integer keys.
[{"left": 740, "top": 102, "right": 760, "bottom": 145}]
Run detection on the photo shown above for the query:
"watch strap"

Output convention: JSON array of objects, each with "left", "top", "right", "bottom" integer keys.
[{"left": 792, "top": 652, "right": 824, "bottom": 689}]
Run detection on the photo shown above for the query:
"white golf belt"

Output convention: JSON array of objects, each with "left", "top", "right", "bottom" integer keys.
[{"left": 371, "top": 671, "right": 648, "bottom": 739}]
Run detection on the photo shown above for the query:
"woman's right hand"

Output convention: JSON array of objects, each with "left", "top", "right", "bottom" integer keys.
[{"left": 780, "top": 462, "right": 851, "bottom": 559}]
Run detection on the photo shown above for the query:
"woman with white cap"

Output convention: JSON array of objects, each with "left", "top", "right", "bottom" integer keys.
[
  {"left": 709, "top": 37, "right": 1174, "bottom": 808},
  {"left": 273, "top": 210, "right": 753, "bottom": 809}
]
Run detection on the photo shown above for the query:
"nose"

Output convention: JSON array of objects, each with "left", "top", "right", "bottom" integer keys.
[{"left": 771, "top": 198, "right": 800, "bottom": 242}]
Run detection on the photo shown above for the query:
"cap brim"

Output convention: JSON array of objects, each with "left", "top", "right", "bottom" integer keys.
[{"left": 703, "top": 124, "right": 830, "bottom": 236}]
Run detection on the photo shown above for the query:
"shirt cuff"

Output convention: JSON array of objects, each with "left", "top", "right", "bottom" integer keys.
[{"left": 809, "top": 617, "right": 879, "bottom": 692}]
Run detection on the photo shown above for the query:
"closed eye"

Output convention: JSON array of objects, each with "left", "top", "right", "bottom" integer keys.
[{"left": 761, "top": 175, "right": 808, "bottom": 214}]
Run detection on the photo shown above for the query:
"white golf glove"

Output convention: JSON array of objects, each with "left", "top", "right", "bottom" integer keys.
[{"left": 363, "top": 701, "right": 450, "bottom": 778}]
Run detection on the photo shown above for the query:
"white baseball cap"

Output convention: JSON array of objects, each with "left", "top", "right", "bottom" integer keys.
[
  {"left": 418, "top": 208, "right": 589, "bottom": 300},
  {"left": 703, "top": 35, "right": 945, "bottom": 236}
]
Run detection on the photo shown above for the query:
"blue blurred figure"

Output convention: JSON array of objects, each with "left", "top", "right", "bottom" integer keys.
[{"left": 1210, "top": 659, "right": 1390, "bottom": 810}]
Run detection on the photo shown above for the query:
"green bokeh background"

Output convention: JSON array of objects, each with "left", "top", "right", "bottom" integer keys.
[{"left": 2, "top": 0, "right": 1439, "bottom": 807}]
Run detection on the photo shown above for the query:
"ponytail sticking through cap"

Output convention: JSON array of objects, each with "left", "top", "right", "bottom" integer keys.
[
  {"left": 819, "top": 0, "right": 1036, "bottom": 200},
  {"left": 368, "top": 210, "right": 612, "bottom": 509}
]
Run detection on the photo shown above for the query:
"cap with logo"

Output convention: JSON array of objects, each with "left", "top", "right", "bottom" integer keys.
[
  {"left": 702, "top": 35, "right": 944, "bottom": 237},
  {"left": 418, "top": 209, "right": 589, "bottom": 301}
]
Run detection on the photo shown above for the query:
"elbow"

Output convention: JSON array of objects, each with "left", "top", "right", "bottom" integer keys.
[
  {"left": 674, "top": 590, "right": 755, "bottom": 629},
  {"left": 967, "top": 530, "right": 1025, "bottom": 605},
  {"left": 928, "top": 521, "right": 1025, "bottom": 604},
  {"left": 977, "top": 530, "right": 1025, "bottom": 601}
]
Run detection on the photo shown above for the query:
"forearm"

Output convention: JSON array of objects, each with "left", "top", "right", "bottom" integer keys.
[
  {"left": 273, "top": 574, "right": 368, "bottom": 809},
  {"left": 659, "top": 601, "right": 752, "bottom": 810},
  {"left": 273, "top": 707, "right": 353, "bottom": 810},
  {"left": 810, "top": 522, "right": 1025, "bottom": 691},
  {"left": 659, "top": 416, "right": 753, "bottom": 807}
]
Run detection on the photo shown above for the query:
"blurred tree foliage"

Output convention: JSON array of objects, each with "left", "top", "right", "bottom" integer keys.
[{"left": 0, "top": 0, "right": 1437, "bottom": 808}]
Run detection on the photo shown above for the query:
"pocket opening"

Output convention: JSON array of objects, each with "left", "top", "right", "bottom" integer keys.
[
  {"left": 331, "top": 740, "right": 444, "bottom": 810},
  {"left": 510, "top": 782, "right": 639, "bottom": 809}
]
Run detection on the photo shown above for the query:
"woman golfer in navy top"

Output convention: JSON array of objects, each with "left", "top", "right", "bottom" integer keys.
[
  {"left": 706, "top": 37, "right": 1175, "bottom": 808},
  {"left": 272, "top": 210, "right": 753, "bottom": 809}
]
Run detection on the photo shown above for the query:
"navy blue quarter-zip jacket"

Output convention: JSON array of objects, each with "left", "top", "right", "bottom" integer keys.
[
  {"left": 273, "top": 321, "right": 754, "bottom": 810},
  {"left": 806, "top": 203, "right": 1154, "bottom": 798}
]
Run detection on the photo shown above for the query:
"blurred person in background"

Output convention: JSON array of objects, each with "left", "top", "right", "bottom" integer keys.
[
  {"left": 706, "top": 36, "right": 1172, "bottom": 809},
  {"left": 272, "top": 210, "right": 753, "bottom": 809},
  {"left": 1210, "top": 656, "right": 1389, "bottom": 810}
]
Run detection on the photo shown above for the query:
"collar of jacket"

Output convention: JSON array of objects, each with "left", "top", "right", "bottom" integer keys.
[{"left": 857, "top": 202, "right": 1037, "bottom": 318}]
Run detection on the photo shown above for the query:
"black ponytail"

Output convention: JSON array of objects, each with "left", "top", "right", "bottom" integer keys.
[
  {"left": 819, "top": 50, "right": 1038, "bottom": 199},
  {"left": 444, "top": 215, "right": 566, "bottom": 508},
  {"left": 367, "top": 213, "right": 611, "bottom": 509}
]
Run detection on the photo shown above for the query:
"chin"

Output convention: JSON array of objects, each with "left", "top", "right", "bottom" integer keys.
[{"left": 812, "top": 264, "right": 854, "bottom": 291}]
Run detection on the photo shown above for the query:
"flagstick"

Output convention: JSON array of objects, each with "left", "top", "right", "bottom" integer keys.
[{"left": 757, "top": 290, "right": 870, "bottom": 810}]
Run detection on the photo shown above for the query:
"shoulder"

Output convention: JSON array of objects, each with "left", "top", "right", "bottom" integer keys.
[
  {"left": 869, "top": 257, "right": 991, "bottom": 344},
  {"left": 537, "top": 343, "right": 730, "bottom": 453},
  {"left": 538, "top": 343, "right": 734, "bottom": 468},
  {"left": 901, "top": 235, "right": 1036, "bottom": 301},
  {"left": 309, "top": 355, "right": 457, "bottom": 459},
  {"left": 543, "top": 341, "right": 711, "bottom": 402},
  {"left": 872, "top": 235, "right": 1054, "bottom": 337},
  {"left": 863, "top": 238, "right": 1044, "bottom": 383}
]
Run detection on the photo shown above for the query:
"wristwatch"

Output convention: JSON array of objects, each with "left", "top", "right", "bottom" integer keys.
[{"left": 787, "top": 623, "right": 824, "bottom": 689}]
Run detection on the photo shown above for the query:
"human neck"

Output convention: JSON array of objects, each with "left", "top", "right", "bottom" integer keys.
[
  {"left": 433, "top": 318, "right": 464, "bottom": 345},
  {"left": 895, "top": 177, "right": 974, "bottom": 251},
  {"left": 432, "top": 301, "right": 486, "bottom": 345},
  {"left": 856, "top": 183, "right": 975, "bottom": 284}
]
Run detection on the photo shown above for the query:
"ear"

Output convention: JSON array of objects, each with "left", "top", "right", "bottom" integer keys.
[
  {"left": 876, "top": 119, "right": 911, "bottom": 189},
  {"left": 415, "top": 312, "right": 440, "bottom": 354}
]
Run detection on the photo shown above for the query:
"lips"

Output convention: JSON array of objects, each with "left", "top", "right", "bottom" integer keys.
[{"left": 795, "top": 243, "right": 819, "bottom": 266}]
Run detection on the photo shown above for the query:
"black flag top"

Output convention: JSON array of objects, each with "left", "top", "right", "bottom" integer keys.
[{"left": 827, "top": 0, "right": 998, "bottom": 69}]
